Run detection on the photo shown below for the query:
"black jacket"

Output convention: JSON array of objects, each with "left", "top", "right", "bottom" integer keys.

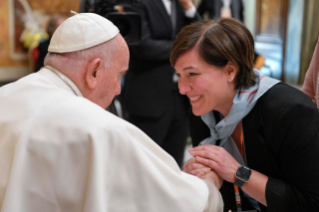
[
  {"left": 123, "top": 0, "right": 200, "bottom": 118},
  {"left": 190, "top": 83, "right": 319, "bottom": 212},
  {"left": 36, "top": 39, "right": 50, "bottom": 72}
]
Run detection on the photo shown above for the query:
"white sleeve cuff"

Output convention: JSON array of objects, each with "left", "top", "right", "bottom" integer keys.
[
  {"left": 202, "top": 179, "right": 224, "bottom": 212},
  {"left": 185, "top": 6, "right": 196, "bottom": 18}
]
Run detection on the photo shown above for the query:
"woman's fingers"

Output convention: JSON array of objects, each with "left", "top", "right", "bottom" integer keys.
[
  {"left": 190, "top": 144, "right": 219, "bottom": 152},
  {"left": 184, "top": 157, "right": 208, "bottom": 169},
  {"left": 189, "top": 145, "right": 221, "bottom": 160},
  {"left": 188, "top": 145, "right": 240, "bottom": 182},
  {"left": 184, "top": 163, "right": 210, "bottom": 175},
  {"left": 183, "top": 157, "right": 196, "bottom": 167},
  {"left": 188, "top": 167, "right": 211, "bottom": 176},
  {"left": 183, "top": 157, "right": 212, "bottom": 176},
  {"left": 189, "top": 150, "right": 218, "bottom": 161},
  {"left": 195, "top": 156, "right": 219, "bottom": 170},
  {"left": 196, "top": 153, "right": 240, "bottom": 183}
]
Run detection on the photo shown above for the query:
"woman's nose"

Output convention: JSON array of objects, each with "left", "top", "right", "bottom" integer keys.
[{"left": 178, "top": 78, "right": 191, "bottom": 95}]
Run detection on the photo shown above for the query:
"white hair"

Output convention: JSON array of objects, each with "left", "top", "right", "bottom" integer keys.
[{"left": 44, "top": 37, "right": 118, "bottom": 73}]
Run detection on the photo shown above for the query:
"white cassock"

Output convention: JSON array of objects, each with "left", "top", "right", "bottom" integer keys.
[{"left": 0, "top": 66, "right": 223, "bottom": 212}]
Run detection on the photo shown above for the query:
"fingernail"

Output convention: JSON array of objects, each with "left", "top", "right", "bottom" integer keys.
[{"left": 205, "top": 168, "right": 211, "bottom": 172}]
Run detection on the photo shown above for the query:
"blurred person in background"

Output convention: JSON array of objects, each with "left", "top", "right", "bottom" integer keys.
[
  {"left": 302, "top": 37, "right": 319, "bottom": 108},
  {"left": 171, "top": 18, "right": 319, "bottom": 212},
  {"left": 122, "top": 0, "right": 201, "bottom": 167},
  {"left": 35, "top": 14, "right": 67, "bottom": 72},
  {"left": 198, "top": 0, "right": 244, "bottom": 21}
]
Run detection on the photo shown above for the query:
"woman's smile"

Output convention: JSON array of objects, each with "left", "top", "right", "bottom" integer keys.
[{"left": 189, "top": 95, "right": 202, "bottom": 102}]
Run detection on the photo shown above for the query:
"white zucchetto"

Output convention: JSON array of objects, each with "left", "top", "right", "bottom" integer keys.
[{"left": 48, "top": 11, "right": 119, "bottom": 53}]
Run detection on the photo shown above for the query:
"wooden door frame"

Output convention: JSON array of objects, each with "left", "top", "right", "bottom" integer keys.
[
  {"left": 281, "top": 0, "right": 289, "bottom": 82},
  {"left": 255, "top": 0, "right": 290, "bottom": 81}
]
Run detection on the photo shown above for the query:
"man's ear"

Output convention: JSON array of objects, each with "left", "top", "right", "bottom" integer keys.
[
  {"left": 86, "top": 58, "right": 102, "bottom": 89},
  {"left": 225, "top": 61, "right": 238, "bottom": 83}
]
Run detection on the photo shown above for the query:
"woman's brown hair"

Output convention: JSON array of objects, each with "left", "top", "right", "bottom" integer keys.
[{"left": 170, "top": 18, "right": 256, "bottom": 89}]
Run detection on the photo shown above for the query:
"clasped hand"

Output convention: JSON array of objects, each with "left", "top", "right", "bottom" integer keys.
[{"left": 184, "top": 145, "right": 240, "bottom": 187}]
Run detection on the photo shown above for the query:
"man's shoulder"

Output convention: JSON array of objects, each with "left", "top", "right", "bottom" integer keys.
[
  {"left": 28, "top": 97, "right": 140, "bottom": 146},
  {"left": 44, "top": 97, "right": 126, "bottom": 130},
  {"left": 0, "top": 75, "right": 145, "bottom": 147}
]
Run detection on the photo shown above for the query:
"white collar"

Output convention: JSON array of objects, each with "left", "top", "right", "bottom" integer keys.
[
  {"left": 162, "top": 0, "right": 171, "bottom": 15},
  {"left": 223, "top": 0, "right": 232, "bottom": 8},
  {"left": 38, "top": 66, "right": 84, "bottom": 97}
]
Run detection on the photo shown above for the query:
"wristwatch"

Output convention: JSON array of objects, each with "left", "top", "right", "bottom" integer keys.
[{"left": 234, "top": 165, "right": 252, "bottom": 188}]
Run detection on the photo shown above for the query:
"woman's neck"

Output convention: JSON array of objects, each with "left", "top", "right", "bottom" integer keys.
[{"left": 218, "top": 88, "right": 238, "bottom": 118}]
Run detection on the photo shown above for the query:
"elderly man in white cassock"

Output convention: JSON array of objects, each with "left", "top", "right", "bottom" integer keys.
[{"left": 0, "top": 12, "right": 223, "bottom": 212}]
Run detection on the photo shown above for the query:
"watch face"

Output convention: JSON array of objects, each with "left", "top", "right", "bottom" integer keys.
[{"left": 236, "top": 165, "right": 251, "bottom": 181}]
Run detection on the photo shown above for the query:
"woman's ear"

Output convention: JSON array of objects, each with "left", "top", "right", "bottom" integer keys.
[
  {"left": 225, "top": 61, "right": 238, "bottom": 83},
  {"left": 86, "top": 58, "right": 102, "bottom": 89}
]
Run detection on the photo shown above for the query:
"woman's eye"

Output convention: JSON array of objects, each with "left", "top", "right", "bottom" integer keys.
[{"left": 189, "top": 72, "right": 197, "bottom": 76}]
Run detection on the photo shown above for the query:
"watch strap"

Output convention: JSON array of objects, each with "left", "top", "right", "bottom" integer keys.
[{"left": 234, "top": 177, "right": 245, "bottom": 188}]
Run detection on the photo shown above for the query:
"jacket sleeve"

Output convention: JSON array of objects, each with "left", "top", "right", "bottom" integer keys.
[
  {"left": 266, "top": 103, "right": 319, "bottom": 211},
  {"left": 131, "top": 20, "right": 174, "bottom": 61},
  {"left": 202, "top": 180, "right": 224, "bottom": 212}
]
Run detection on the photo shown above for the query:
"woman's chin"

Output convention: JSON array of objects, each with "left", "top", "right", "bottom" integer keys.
[{"left": 192, "top": 108, "right": 204, "bottom": 116}]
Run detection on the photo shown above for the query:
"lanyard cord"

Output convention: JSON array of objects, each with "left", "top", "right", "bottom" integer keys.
[
  {"left": 234, "top": 129, "right": 245, "bottom": 211},
  {"left": 213, "top": 112, "right": 245, "bottom": 211}
]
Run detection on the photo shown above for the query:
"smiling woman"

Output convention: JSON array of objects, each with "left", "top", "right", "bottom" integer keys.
[
  {"left": 174, "top": 48, "right": 237, "bottom": 117},
  {"left": 171, "top": 18, "right": 319, "bottom": 212}
]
